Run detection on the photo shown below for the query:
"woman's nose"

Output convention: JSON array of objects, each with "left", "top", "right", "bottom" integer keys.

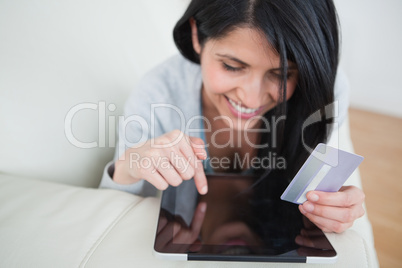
[{"left": 237, "top": 77, "right": 273, "bottom": 108}]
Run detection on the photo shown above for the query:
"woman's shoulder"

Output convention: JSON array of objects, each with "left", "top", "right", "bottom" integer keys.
[
  {"left": 127, "top": 54, "right": 202, "bottom": 109},
  {"left": 125, "top": 53, "right": 203, "bottom": 116},
  {"left": 155, "top": 53, "right": 199, "bottom": 73},
  {"left": 140, "top": 54, "right": 201, "bottom": 95}
]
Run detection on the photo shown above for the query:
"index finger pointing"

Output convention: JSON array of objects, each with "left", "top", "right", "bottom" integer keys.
[{"left": 193, "top": 159, "right": 208, "bottom": 195}]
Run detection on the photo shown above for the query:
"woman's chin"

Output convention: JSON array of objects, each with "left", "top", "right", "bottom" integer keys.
[{"left": 227, "top": 117, "right": 263, "bottom": 131}]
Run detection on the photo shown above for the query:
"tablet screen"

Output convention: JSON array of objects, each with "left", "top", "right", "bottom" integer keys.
[{"left": 154, "top": 174, "right": 336, "bottom": 262}]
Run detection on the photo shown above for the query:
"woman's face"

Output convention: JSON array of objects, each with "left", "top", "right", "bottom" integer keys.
[{"left": 191, "top": 22, "right": 299, "bottom": 130}]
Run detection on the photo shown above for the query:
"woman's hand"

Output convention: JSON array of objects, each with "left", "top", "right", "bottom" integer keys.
[
  {"left": 113, "top": 130, "right": 208, "bottom": 195},
  {"left": 298, "top": 186, "right": 365, "bottom": 233}
]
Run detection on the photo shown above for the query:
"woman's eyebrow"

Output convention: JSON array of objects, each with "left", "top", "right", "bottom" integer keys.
[
  {"left": 216, "top": 53, "right": 298, "bottom": 71},
  {"left": 216, "top": 53, "right": 250, "bottom": 67}
]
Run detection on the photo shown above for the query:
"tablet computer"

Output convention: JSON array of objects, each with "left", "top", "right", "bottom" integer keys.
[{"left": 153, "top": 174, "right": 337, "bottom": 263}]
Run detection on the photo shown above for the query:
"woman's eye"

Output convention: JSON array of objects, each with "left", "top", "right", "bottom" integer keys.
[
  {"left": 271, "top": 72, "right": 292, "bottom": 80},
  {"left": 223, "top": 63, "right": 242, "bottom": 72}
]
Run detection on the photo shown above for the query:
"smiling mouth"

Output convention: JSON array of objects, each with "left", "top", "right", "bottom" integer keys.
[{"left": 225, "top": 96, "right": 263, "bottom": 115}]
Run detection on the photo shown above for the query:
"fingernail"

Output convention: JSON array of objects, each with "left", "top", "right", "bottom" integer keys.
[
  {"left": 304, "top": 203, "right": 314, "bottom": 212},
  {"left": 309, "top": 193, "right": 319, "bottom": 202},
  {"left": 198, "top": 151, "right": 207, "bottom": 159},
  {"left": 299, "top": 206, "right": 306, "bottom": 214},
  {"left": 200, "top": 185, "right": 208, "bottom": 195},
  {"left": 199, "top": 202, "right": 207, "bottom": 213}
]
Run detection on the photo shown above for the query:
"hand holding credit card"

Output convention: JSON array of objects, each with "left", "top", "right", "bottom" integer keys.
[{"left": 281, "top": 143, "right": 364, "bottom": 204}]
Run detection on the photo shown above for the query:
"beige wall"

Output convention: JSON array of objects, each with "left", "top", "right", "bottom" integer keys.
[{"left": 335, "top": 0, "right": 402, "bottom": 117}]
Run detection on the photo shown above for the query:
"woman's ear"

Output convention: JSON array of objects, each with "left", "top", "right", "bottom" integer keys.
[{"left": 189, "top": 18, "right": 201, "bottom": 55}]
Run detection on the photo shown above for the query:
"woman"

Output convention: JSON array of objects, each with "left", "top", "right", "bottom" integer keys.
[{"left": 100, "top": 0, "right": 365, "bottom": 233}]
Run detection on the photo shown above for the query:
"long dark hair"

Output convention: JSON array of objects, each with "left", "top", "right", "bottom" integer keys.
[{"left": 174, "top": 0, "right": 339, "bottom": 182}]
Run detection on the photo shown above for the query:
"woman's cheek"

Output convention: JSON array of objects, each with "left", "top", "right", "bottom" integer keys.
[
  {"left": 285, "top": 82, "right": 297, "bottom": 100},
  {"left": 204, "top": 68, "right": 234, "bottom": 94}
]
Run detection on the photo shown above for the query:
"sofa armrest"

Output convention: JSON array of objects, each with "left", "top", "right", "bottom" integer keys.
[{"left": 0, "top": 174, "right": 144, "bottom": 267}]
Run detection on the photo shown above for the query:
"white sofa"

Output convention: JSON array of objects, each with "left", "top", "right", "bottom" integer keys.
[{"left": 0, "top": 0, "right": 379, "bottom": 267}]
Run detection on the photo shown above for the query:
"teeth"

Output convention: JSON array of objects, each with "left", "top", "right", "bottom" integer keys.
[{"left": 228, "top": 98, "right": 259, "bottom": 114}]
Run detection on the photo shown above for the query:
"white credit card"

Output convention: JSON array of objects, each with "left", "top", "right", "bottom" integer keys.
[{"left": 281, "top": 143, "right": 364, "bottom": 204}]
